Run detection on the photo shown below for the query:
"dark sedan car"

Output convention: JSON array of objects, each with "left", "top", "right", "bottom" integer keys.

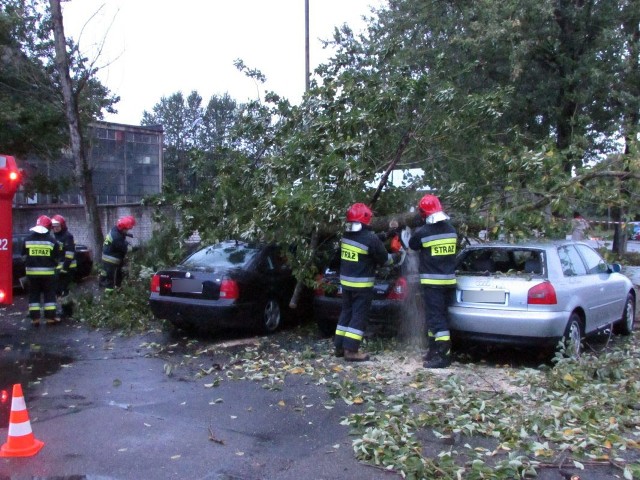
[
  {"left": 12, "top": 233, "right": 94, "bottom": 289},
  {"left": 149, "top": 240, "right": 309, "bottom": 334}
]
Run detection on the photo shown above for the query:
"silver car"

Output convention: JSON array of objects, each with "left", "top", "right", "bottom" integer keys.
[{"left": 449, "top": 241, "right": 636, "bottom": 355}]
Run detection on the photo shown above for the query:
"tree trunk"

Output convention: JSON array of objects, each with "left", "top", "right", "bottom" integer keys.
[
  {"left": 288, "top": 229, "right": 318, "bottom": 309},
  {"left": 49, "top": 0, "right": 104, "bottom": 257}
]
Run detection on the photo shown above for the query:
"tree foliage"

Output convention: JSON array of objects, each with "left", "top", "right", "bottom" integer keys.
[
  {"left": 140, "top": 0, "right": 640, "bottom": 282},
  {"left": 0, "top": 0, "right": 118, "bottom": 202},
  {"left": 141, "top": 91, "right": 239, "bottom": 195},
  {"left": 0, "top": 0, "right": 66, "bottom": 158}
]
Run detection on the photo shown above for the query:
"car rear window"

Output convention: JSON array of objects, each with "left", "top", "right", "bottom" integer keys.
[
  {"left": 457, "top": 248, "right": 543, "bottom": 274},
  {"left": 181, "top": 244, "right": 260, "bottom": 269}
]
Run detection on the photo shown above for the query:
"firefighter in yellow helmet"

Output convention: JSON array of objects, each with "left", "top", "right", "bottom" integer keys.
[
  {"left": 334, "top": 203, "right": 401, "bottom": 362},
  {"left": 408, "top": 194, "right": 457, "bottom": 368}
]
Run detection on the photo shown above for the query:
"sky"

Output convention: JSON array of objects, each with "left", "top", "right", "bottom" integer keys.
[{"left": 61, "top": 0, "right": 386, "bottom": 125}]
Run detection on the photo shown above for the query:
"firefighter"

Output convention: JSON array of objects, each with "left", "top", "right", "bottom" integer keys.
[
  {"left": 22, "top": 215, "right": 61, "bottom": 326},
  {"left": 334, "top": 203, "right": 401, "bottom": 362},
  {"left": 51, "top": 214, "right": 76, "bottom": 318},
  {"left": 99, "top": 215, "right": 136, "bottom": 293},
  {"left": 409, "top": 194, "right": 458, "bottom": 368}
]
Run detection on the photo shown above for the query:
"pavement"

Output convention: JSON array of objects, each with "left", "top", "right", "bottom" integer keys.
[
  {"left": 1, "top": 248, "right": 639, "bottom": 479},
  {"left": 0, "top": 291, "right": 395, "bottom": 480}
]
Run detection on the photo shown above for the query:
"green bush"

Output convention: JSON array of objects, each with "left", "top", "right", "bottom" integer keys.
[{"left": 73, "top": 247, "right": 160, "bottom": 332}]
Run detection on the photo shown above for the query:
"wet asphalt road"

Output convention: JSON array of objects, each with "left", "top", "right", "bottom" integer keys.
[
  {"left": 0, "top": 289, "right": 394, "bottom": 480},
  {"left": 1, "top": 272, "right": 637, "bottom": 480}
]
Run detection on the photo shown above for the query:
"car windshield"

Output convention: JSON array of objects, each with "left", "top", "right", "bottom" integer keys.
[{"left": 181, "top": 244, "right": 260, "bottom": 269}]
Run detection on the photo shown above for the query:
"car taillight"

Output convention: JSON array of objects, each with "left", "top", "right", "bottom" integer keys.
[
  {"left": 0, "top": 389, "right": 8, "bottom": 404},
  {"left": 528, "top": 282, "right": 557, "bottom": 305},
  {"left": 220, "top": 279, "right": 239, "bottom": 299},
  {"left": 388, "top": 277, "right": 408, "bottom": 300},
  {"left": 150, "top": 274, "right": 172, "bottom": 294}
]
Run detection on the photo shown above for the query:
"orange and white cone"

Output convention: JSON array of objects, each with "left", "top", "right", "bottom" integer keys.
[{"left": 0, "top": 384, "right": 44, "bottom": 457}]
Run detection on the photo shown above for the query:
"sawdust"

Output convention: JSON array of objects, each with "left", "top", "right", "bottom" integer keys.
[{"left": 373, "top": 350, "right": 531, "bottom": 397}]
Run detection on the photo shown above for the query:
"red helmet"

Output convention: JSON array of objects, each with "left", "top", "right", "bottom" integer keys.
[
  {"left": 36, "top": 215, "right": 52, "bottom": 230},
  {"left": 52, "top": 214, "right": 66, "bottom": 229},
  {"left": 117, "top": 215, "right": 136, "bottom": 230},
  {"left": 418, "top": 194, "right": 444, "bottom": 219},
  {"left": 346, "top": 203, "right": 372, "bottom": 225}
]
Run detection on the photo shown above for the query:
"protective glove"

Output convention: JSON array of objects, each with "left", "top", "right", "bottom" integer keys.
[{"left": 390, "top": 235, "right": 402, "bottom": 253}]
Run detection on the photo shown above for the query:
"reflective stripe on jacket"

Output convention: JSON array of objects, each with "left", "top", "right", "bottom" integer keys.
[
  {"left": 23, "top": 233, "right": 59, "bottom": 276},
  {"left": 409, "top": 221, "right": 457, "bottom": 287},
  {"left": 54, "top": 228, "right": 76, "bottom": 271},
  {"left": 101, "top": 226, "right": 129, "bottom": 266},
  {"left": 339, "top": 227, "right": 390, "bottom": 290}
]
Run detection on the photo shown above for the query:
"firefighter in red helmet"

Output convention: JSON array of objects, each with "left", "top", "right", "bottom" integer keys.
[
  {"left": 51, "top": 214, "right": 76, "bottom": 317},
  {"left": 99, "top": 215, "right": 136, "bottom": 292},
  {"left": 334, "top": 203, "right": 401, "bottom": 361},
  {"left": 408, "top": 194, "right": 458, "bottom": 368},
  {"left": 22, "top": 215, "right": 61, "bottom": 326}
]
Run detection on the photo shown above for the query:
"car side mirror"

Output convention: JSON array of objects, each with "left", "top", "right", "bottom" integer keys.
[{"left": 609, "top": 263, "right": 622, "bottom": 273}]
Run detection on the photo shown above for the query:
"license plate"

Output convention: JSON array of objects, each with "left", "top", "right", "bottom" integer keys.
[
  {"left": 461, "top": 289, "right": 506, "bottom": 304},
  {"left": 171, "top": 278, "right": 202, "bottom": 294}
]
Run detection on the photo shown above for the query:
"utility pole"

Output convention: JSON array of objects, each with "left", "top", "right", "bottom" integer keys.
[{"left": 305, "top": 0, "right": 310, "bottom": 92}]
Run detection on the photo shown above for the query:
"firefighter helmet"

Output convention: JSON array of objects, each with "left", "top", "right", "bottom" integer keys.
[
  {"left": 30, "top": 215, "right": 52, "bottom": 234},
  {"left": 346, "top": 203, "right": 372, "bottom": 225},
  {"left": 418, "top": 194, "right": 449, "bottom": 224},
  {"left": 418, "top": 195, "right": 443, "bottom": 218},
  {"left": 52, "top": 214, "right": 66, "bottom": 229},
  {"left": 116, "top": 215, "right": 136, "bottom": 230},
  {"left": 36, "top": 215, "right": 52, "bottom": 229}
]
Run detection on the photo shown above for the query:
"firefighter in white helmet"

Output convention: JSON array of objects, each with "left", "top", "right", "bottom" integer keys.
[
  {"left": 23, "top": 215, "right": 61, "bottom": 326},
  {"left": 51, "top": 214, "right": 76, "bottom": 318},
  {"left": 334, "top": 203, "right": 401, "bottom": 362},
  {"left": 408, "top": 194, "right": 457, "bottom": 368}
]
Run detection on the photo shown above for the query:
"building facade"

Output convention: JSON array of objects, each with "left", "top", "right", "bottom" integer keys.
[{"left": 14, "top": 121, "right": 163, "bottom": 206}]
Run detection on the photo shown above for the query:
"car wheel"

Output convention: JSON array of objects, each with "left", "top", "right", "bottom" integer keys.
[
  {"left": 561, "top": 313, "right": 584, "bottom": 358},
  {"left": 261, "top": 298, "right": 282, "bottom": 334},
  {"left": 614, "top": 293, "right": 635, "bottom": 336}
]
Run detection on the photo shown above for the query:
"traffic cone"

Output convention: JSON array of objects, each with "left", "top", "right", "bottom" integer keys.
[{"left": 0, "top": 384, "right": 44, "bottom": 457}]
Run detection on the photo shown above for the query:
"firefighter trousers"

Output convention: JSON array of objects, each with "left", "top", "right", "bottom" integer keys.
[
  {"left": 421, "top": 286, "right": 455, "bottom": 339},
  {"left": 99, "top": 263, "right": 123, "bottom": 291},
  {"left": 334, "top": 288, "right": 374, "bottom": 352},
  {"left": 27, "top": 275, "right": 57, "bottom": 320}
]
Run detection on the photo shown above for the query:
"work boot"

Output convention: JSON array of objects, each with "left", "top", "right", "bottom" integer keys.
[
  {"left": 46, "top": 317, "right": 62, "bottom": 325},
  {"left": 334, "top": 347, "right": 344, "bottom": 358},
  {"left": 422, "top": 336, "right": 437, "bottom": 362},
  {"left": 31, "top": 318, "right": 40, "bottom": 327},
  {"left": 344, "top": 349, "right": 370, "bottom": 362},
  {"left": 423, "top": 340, "right": 452, "bottom": 369}
]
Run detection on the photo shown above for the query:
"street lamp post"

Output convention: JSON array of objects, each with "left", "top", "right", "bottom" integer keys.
[{"left": 305, "top": 0, "right": 310, "bottom": 92}]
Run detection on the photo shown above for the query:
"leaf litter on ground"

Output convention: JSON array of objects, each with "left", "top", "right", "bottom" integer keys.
[{"left": 143, "top": 325, "right": 640, "bottom": 479}]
